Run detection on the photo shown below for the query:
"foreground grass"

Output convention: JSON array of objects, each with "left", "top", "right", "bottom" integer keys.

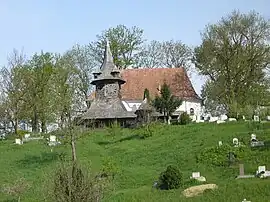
[{"left": 1, "top": 122, "right": 270, "bottom": 201}]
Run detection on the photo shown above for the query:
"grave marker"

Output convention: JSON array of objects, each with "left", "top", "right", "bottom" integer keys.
[
  {"left": 192, "top": 172, "right": 200, "bottom": 178},
  {"left": 239, "top": 164, "right": 244, "bottom": 176}
]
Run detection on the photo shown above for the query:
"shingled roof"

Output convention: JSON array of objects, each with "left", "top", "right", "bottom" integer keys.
[{"left": 120, "top": 68, "right": 201, "bottom": 101}]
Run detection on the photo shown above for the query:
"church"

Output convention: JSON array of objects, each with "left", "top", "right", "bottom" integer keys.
[{"left": 78, "top": 41, "right": 203, "bottom": 126}]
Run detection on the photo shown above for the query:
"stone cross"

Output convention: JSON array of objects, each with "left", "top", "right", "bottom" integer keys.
[{"left": 239, "top": 164, "right": 244, "bottom": 176}]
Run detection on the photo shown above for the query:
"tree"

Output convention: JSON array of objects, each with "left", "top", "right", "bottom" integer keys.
[
  {"left": 193, "top": 10, "right": 270, "bottom": 116},
  {"left": 88, "top": 25, "right": 145, "bottom": 69},
  {"left": 26, "top": 52, "right": 56, "bottom": 132},
  {"left": 134, "top": 40, "right": 163, "bottom": 68},
  {"left": 161, "top": 40, "right": 192, "bottom": 68},
  {"left": 0, "top": 49, "right": 28, "bottom": 135},
  {"left": 152, "top": 83, "right": 182, "bottom": 123},
  {"left": 64, "top": 44, "right": 95, "bottom": 108},
  {"left": 53, "top": 53, "right": 79, "bottom": 129},
  {"left": 135, "top": 40, "right": 192, "bottom": 70}
]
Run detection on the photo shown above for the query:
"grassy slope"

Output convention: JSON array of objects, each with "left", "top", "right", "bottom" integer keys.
[{"left": 0, "top": 122, "right": 270, "bottom": 202}]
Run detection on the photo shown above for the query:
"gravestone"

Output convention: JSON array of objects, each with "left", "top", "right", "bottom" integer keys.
[
  {"left": 239, "top": 164, "right": 244, "bottom": 176},
  {"left": 228, "top": 118, "right": 237, "bottom": 121},
  {"left": 24, "top": 134, "right": 30, "bottom": 139},
  {"left": 253, "top": 115, "right": 259, "bottom": 122},
  {"left": 228, "top": 152, "right": 236, "bottom": 166},
  {"left": 50, "top": 135, "right": 56, "bottom": 142},
  {"left": 258, "top": 166, "right": 266, "bottom": 174},
  {"left": 15, "top": 138, "right": 23, "bottom": 145},
  {"left": 218, "top": 141, "right": 223, "bottom": 146},
  {"left": 251, "top": 141, "right": 264, "bottom": 147},
  {"left": 233, "top": 138, "right": 239, "bottom": 147},
  {"left": 251, "top": 134, "right": 257, "bottom": 142},
  {"left": 192, "top": 172, "right": 200, "bottom": 178}
]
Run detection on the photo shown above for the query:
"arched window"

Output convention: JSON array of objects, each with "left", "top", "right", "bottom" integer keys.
[{"left": 190, "top": 108, "right": 194, "bottom": 115}]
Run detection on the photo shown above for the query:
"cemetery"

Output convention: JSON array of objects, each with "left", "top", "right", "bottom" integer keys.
[
  {"left": 0, "top": 5, "right": 270, "bottom": 202},
  {"left": 1, "top": 121, "right": 270, "bottom": 201}
]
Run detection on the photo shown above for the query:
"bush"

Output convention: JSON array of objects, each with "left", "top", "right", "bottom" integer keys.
[
  {"left": 246, "top": 121, "right": 263, "bottom": 131},
  {"left": 106, "top": 121, "right": 122, "bottom": 137},
  {"left": 53, "top": 162, "right": 106, "bottom": 202},
  {"left": 136, "top": 124, "right": 153, "bottom": 139},
  {"left": 100, "top": 157, "right": 119, "bottom": 179},
  {"left": 196, "top": 144, "right": 248, "bottom": 167},
  {"left": 158, "top": 165, "right": 183, "bottom": 190},
  {"left": 135, "top": 122, "right": 167, "bottom": 139},
  {"left": 179, "top": 112, "right": 191, "bottom": 125},
  {"left": 17, "top": 129, "right": 29, "bottom": 139}
]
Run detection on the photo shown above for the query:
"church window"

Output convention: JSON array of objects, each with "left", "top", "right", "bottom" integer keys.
[{"left": 190, "top": 108, "right": 194, "bottom": 115}]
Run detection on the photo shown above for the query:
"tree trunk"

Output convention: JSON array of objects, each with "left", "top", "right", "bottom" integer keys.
[
  {"left": 32, "top": 108, "right": 38, "bottom": 132},
  {"left": 163, "top": 111, "right": 167, "bottom": 123},
  {"left": 41, "top": 120, "right": 46, "bottom": 133},
  {"left": 71, "top": 133, "right": 77, "bottom": 163},
  {"left": 13, "top": 119, "right": 18, "bottom": 136}
]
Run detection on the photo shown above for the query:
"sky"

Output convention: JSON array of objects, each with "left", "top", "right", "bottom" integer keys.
[{"left": 0, "top": 0, "right": 269, "bottom": 94}]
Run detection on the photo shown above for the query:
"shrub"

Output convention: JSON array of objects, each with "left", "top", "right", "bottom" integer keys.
[
  {"left": 179, "top": 112, "right": 191, "bottom": 125},
  {"left": 196, "top": 144, "right": 248, "bottom": 167},
  {"left": 100, "top": 157, "right": 119, "bottom": 179},
  {"left": 136, "top": 124, "right": 153, "bottom": 139},
  {"left": 106, "top": 121, "right": 122, "bottom": 137},
  {"left": 17, "top": 129, "right": 29, "bottom": 139},
  {"left": 246, "top": 121, "right": 263, "bottom": 131},
  {"left": 1, "top": 178, "right": 29, "bottom": 202},
  {"left": 53, "top": 162, "right": 105, "bottom": 202},
  {"left": 158, "top": 165, "right": 183, "bottom": 190}
]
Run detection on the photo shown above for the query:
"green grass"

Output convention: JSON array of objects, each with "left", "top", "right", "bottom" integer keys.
[{"left": 1, "top": 122, "right": 270, "bottom": 201}]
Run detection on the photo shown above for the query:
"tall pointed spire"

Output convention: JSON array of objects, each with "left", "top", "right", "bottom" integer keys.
[
  {"left": 91, "top": 39, "right": 125, "bottom": 85},
  {"left": 100, "top": 39, "right": 115, "bottom": 72}
]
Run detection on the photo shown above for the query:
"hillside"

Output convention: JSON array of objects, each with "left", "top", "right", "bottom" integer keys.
[{"left": 1, "top": 122, "right": 270, "bottom": 202}]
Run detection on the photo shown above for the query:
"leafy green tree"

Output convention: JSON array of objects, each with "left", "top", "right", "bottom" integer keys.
[
  {"left": 53, "top": 54, "right": 78, "bottom": 129},
  {"left": 152, "top": 83, "right": 182, "bottom": 123},
  {"left": 26, "top": 52, "right": 56, "bottom": 132},
  {"left": 0, "top": 49, "right": 28, "bottom": 134},
  {"left": 193, "top": 10, "right": 270, "bottom": 116},
  {"left": 88, "top": 25, "right": 145, "bottom": 69}
]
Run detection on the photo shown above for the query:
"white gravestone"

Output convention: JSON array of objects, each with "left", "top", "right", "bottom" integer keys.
[
  {"left": 253, "top": 115, "right": 259, "bottom": 122},
  {"left": 220, "top": 114, "right": 228, "bottom": 121},
  {"left": 233, "top": 138, "right": 239, "bottom": 147},
  {"left": 251, "top": 134, "right": 257, "bottom": 141},
  {"left": 192, "top": 172, "right": 200, "bottom": 178},
  {"left": 15, "top": 138, "right": 23, "bottom": 145},
  {"left": 217, "top": 120, "right": 225, "bottom": 124},
  {"left": 218, "top": 141, "right": 223, "bottom": 146},
  {"left": 24, "top": 134, "right": 31, "bottom": 139},
  {"left": 258, "top": 166, "right": 266, "bottom": 174},
  {"left": 50, "top": 135, "right": 56, "bottom": 142}
]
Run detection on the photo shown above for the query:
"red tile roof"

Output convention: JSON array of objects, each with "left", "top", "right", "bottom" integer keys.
[
  {"left": 88, "top": 67, "right": 201, "bottom": 101},
  {"left": 120, "top": 67, "right": 200, "bottom": 101}
]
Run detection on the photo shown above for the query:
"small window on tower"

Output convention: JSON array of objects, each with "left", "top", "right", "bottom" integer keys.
[{"left": 190, "top": 108, "right": 194, "bottom": 115}]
